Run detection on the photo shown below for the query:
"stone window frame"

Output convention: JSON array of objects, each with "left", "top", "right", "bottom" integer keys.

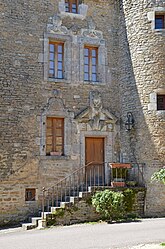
[
  {"left": 44, "top": 33, "right": 72, "bottom": 83},
  {"left": 59, "top": 0, "right": 88, "bottom": 20},
  {"left": 147, "top": 7, "right": 165, "bottom": 32},
  {"left": 148, "top": 88, "right": 165, "bottom": 112},
  {"left": 78, "top": 37, "right": 107, "bottom": 85}
]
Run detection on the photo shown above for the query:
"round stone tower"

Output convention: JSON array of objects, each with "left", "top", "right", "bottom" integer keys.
[{"left": 119, "top": 0, "right": 165, "bottom": 216}]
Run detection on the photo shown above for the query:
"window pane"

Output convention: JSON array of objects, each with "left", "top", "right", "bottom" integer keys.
[
  {"left": 92, "top": 74, "right": 97, "bottom": 82},
  {"left": 92, "top": 49, "right": 97, "bottom": 57},
  {"left": 49, "top": 44, "right": 54, "bottom": 52},
  {"left": 84, "top": 48, "right": 89, "bottom": 56},
  {"left": 58, "top": 45, "right": 63, "bottom": 53},
  {"left": 49, "top": 53, "right": 54, "bottom": 60},
  {"left": 155, "top": 16, "right": 164, "bottom": 29},
  {"left": 49, "top": 69, "right": 54, "bottom": 76},
  {"left": 49, "top": 61, "right": 54, "bottom": 69},
  {"left": 25, "top": 189, "right": 35, "bottom": 201},
  {"left": 58, "top": 62, "right": 63, "bottom": 70},
  {"left": 72, "top": 4, "right": 77, "bottom": 13},
  {"left": 84, "top": 65, "right": 89, "bottom": 72},
  {"left": 84, "top": 57, "right": 89, "bottom": 64},
  {"left": 92, "top": 65, "right": 96, "bottom": 73},
  {"left": 65, "top": 3, "right": 69, "bottom": 12},
  {"left": 58, "top": 71, "right": 63, "bottom": 78},
  {"left": 92, "top": 57, "right": 96, "bottom": 65},
  {"left": 84, "top": 73, "right": 89, "bottom": 81},
  {"left": 58, "top": 53, "right": 63, "bottom": 62},
  {"left": 157, "top": 95, "right": 165, "bottom": 110}
]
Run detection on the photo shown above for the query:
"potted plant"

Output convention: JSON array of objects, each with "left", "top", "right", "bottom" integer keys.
[{"left": 109, "top": 163, "right": 131, "bottom": 187}]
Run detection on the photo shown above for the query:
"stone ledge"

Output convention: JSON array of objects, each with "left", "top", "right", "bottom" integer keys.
[{"left": 40, "top": 155, "right": 70, "bottom": 160}]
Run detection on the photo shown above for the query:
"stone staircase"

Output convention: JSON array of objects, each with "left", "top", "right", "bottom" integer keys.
[
  {"left": 22, "top": 186, "right": 146, "bottom": 230},
  {"left": 22, "top": 162, "right": 146, "bottom": 230},
  {"left": 22, "top": 187, "right": 94, "bottom": 230}
]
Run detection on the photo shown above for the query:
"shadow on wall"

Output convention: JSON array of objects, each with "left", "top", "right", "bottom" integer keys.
[{"left": 119, "top": 0, "right": 165, "bottom": 215}]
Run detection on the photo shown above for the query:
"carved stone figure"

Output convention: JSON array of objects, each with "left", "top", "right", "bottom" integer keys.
[
  {"left": 89, "top": 91, "right": 103, "bottom": 130},
  {"left": 75, "top": 91, "right": 117, "bottom": 131},
  {"left": 47, "top": 14, "right": 68, "bottom": 34},
  {"left": 81, "top": 17, "right": 103, "bottom": 39}
]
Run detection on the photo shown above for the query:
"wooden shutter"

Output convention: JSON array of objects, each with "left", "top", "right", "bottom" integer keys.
[{"left": 46, "top": 117, "right": 64, "bottom": 155}]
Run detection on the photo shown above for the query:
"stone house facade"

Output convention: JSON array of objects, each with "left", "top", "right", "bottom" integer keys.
[{"left": 0, "top": 0, "right": 165, "bottom": 225}]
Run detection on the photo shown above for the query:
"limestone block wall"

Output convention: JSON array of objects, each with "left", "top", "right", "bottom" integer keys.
[{"left": 120, "top": 0, "right": 165, "bottom": 216}]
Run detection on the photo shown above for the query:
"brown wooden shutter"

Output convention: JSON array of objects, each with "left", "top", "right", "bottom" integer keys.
[{"left": 46, "top": 117, "right": 64, "bottom": 155}]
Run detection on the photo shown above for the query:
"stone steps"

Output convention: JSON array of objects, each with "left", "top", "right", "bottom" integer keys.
[
  {"left": 22, "top": 186, "right": 146, "bottom": 230},
  {"left": 22, "top": 190, "right": 89, "bottom": 230}
]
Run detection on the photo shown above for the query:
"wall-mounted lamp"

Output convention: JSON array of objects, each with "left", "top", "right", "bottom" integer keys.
[{"left": 125, "top": 112, "right": 134, "bottom": 131}]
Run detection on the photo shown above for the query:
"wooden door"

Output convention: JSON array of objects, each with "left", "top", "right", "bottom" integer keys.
[{"left": 85, "top": 137, "right": 104, "bottom": 185}]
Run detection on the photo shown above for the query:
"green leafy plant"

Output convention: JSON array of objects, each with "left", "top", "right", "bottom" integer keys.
[
  {"left": 123, "top": 189, "right": 136, "bottom": 213},
  {"left": 92, "top": 189, "right": 136, "bottom": 222},
  {"left": 52, "top": 208, "right": 65, "bottom": 217},
  {"left": 112, "top": 168, "right": 127, "bottom": 179},
  {"left": 151, "top": 167, "right": 165, "bottom": 184},
  {"left": 92, "top": 190, "right": 125, "bottom": 221},
  {"left": 160, "top": 242, "right": 165, "bottom": 246}
]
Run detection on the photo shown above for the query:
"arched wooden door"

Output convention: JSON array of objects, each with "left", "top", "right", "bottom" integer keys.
[{"left": 85, "top": 137, "right": 105, "bottom": 185}]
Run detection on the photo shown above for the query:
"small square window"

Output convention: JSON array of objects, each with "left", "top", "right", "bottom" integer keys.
[
  {"left": 25, "top": 188, "right": 36, "bottom": 201},
  {"left": 157, "top": 95, "right": 165, "bottom": 110},
  {"left": 155, "top": 15, "right": 165, "bottom": 29},
  {"left": 65, "top": 0, "right": 78, "bottom": 14}
]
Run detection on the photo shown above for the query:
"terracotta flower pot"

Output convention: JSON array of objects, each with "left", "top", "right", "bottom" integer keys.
[
  {"left": 50, "top": 151, "right": 62, "bottom": 156},
  {"left": 111, "top": 181, "right": 126, "bottom": 187}
]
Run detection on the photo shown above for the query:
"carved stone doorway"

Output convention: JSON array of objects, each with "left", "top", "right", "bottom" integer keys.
[{"left": 85, "top": 137, "right": 105, "bottom": 185}]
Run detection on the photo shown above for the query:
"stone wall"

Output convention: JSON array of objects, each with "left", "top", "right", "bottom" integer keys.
[
  {"left": 119, "top": 0, "right": 165, "bottom": 216},
  {"left": 0, "top": 0, "right": 121, "bottom": 225}
]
